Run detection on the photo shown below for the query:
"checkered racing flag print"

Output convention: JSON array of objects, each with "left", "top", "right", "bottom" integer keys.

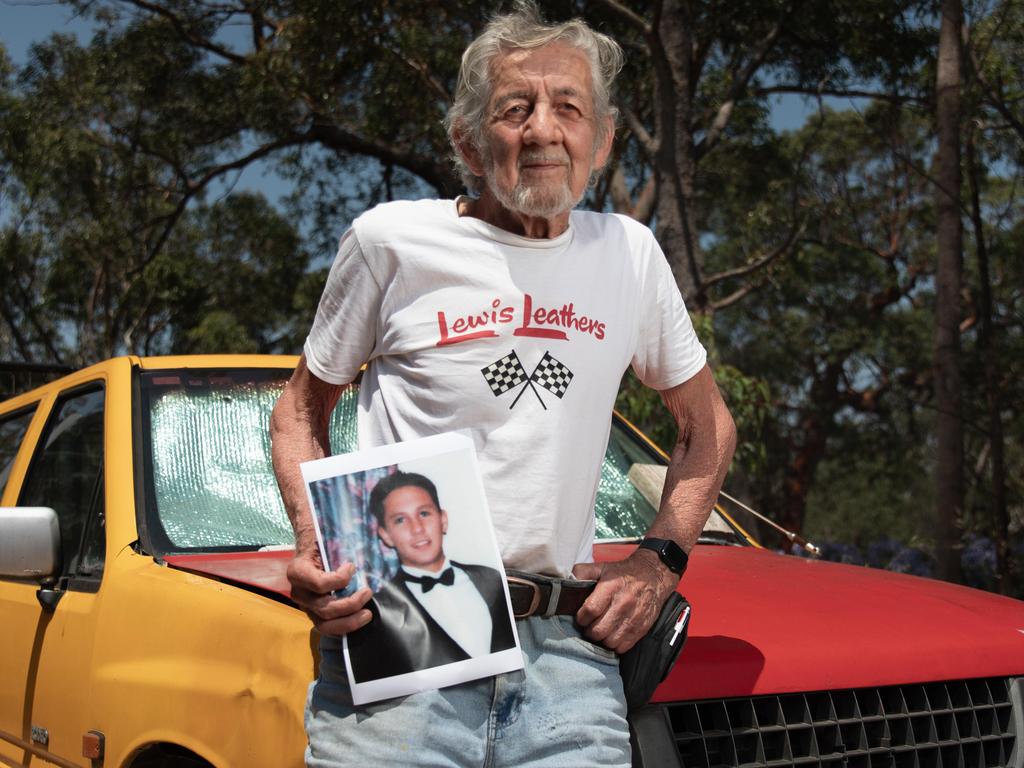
[
  {"left": 530, "top": 352, "right": 573, "bottom": 399},
  {"left": 481, "top": 351, "right": 528, "bottom": 396}
]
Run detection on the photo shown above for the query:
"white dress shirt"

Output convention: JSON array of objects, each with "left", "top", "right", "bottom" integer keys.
[{"left": 402, "top": 558, "right": 493, "bottom": 658}]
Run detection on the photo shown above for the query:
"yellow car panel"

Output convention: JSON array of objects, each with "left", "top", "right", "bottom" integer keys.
[{"left": 0, "top": 357, "right": 312, "bottom": 768}]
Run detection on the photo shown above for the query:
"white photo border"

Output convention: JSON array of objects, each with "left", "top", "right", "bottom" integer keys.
[{"left": 301, "top": 431, "right": 523, "bottom": 705}]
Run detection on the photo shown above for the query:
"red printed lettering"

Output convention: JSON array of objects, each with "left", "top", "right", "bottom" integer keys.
[
  {"left": 467, "top": 313, "right": 492, "bottom": 329},
  {"left": 436, "top": 311, "right": 498, "bottom": 347},
  {"left": 515, "top": 294, "right": 569, "bottom": 340}
]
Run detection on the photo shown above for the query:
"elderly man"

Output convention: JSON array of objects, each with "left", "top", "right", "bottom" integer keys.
[{"left": 271, "top": 4, "right": 735, "bottom": 766}]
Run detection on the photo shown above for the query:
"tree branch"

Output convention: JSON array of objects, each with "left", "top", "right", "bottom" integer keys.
[
  {"left": 116, "top": 0, "right": 246, "bottom": 63},
  {"left": 140, "top": 134, "right": 307, "bottom": 272},
  {"left": 962, "top": 26, "right": 1024, "bottom": 143},
  {"left": 593, "top": 0, "right": 650, "bottom": 33},
  {"left": 622, "top": 105, "right": 658, "bottom": 157},
  {"left": 703, "top": 220, "right": 806, "bottom": 289},
  {"left": 608, "top": 164, "right": 632, "bottom": 213},
  {"left": 243, "top": 0, "right": 268, "bottom": 51},
  {"left": 631, "top": 174, "right": 656, "bottom": 223},
  {"left": 709, "top": 281, "right": 761, "bottom": 311},
  {"left": 377, "top": 43, "right": 452, "bottom": 105},
  {"left": 306, "top": 120, "right": 460, "bottom": 194},
  {"left": 695, "top": 19, "right": 784, "bottom": 159}
]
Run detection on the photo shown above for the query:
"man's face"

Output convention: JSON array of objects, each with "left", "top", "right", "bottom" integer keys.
[
  {"left": 467, "top": 43, "right": 613, "bottom": 219},
  {"left": 377, "top": 485, "right": 448, "bottom": 573}
]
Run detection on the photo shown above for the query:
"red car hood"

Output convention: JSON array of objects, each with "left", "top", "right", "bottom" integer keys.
[
  {"left": 645, "top": 544, "right": 1024, "bottom": 701},
  {"left": 167, "top": 543, "right": 1024, "bottom": 702}
]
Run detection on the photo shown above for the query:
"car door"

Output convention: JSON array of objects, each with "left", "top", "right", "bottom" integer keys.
[
  {"left": 0, "top": 383, "right": 107, "bottom": 767},
  {"left": 0, "top": 400, "right": 47, "bottom": 764}
]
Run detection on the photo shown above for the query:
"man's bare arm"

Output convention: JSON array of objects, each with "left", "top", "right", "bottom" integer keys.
[
  {"left": 574, "top": 364, "right": 737, "bottom": 653},
  {"left": 270, "top": 355, "right": 373, "bottom": 635}
]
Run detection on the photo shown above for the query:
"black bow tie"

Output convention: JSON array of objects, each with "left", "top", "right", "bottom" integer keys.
[{"left": 403, "top": 567, "right": 455, "bottom": 593}]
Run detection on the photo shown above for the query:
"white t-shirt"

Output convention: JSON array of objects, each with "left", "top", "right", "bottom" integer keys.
[{"left": 304, "top": 199, "right": 706, "bottom": 576}]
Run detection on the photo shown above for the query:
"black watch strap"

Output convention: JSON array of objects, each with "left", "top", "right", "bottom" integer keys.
[{"left": 637, "top": 537, "right": 688, "bottom": 575}]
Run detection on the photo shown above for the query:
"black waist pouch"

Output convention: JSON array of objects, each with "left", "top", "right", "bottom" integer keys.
[{"left": 619, "top": 592, "right": 691, "bottom": 711}]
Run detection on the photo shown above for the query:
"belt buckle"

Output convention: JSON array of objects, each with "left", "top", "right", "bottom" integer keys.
[{"left": 507, "top": 576, "right": 542, "bottom": 618}]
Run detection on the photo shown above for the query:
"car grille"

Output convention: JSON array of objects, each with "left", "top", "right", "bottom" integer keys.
[{"left": 666, "top": 677, "right": 1020, "bottom": 768}]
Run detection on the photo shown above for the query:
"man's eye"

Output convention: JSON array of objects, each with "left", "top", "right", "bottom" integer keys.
[{"left": 504, "top": 105, "right": 529, "bottom": 119}]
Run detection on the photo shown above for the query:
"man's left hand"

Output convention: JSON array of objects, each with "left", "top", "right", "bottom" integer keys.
[{"left": 572, "top": 549, "right": 680, "bottom": 654}]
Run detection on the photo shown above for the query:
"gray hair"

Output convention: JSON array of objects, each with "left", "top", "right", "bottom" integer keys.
[{"left": 445, "top": 1, "right": 624, "bottom": 192}]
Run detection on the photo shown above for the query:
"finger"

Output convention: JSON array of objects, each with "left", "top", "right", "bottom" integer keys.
[
  {"left": 300, "top": 586, "right": 373, "bottom": 620},
  {"left": 289, "top": 557, "right": 354, "bottom": 586},
  {"left": 314, "top": 607, "right": 374, "bottom": 637},
  {"left": 289, "top": 559, "right": 356, "bottom": 594},
  {"left": 580, "top": 592, "right": 625, "bottom": 643},
  {"left": 572, "top": 561, "right": 602, "bottom": 581},
  {"left": 581, "top": 578, "right": 651, "bottom": 644},
  {"left": 599, "top": 613, "right": 647, "bottom": 654},
  {"left": 575, "top": 579, "right": 615, "bottom": 628},
  {"left": 289, "top": 575, "right": 359, "bottom": 607},
  {"left": 591, "top": 589, "right": 662, "bottom": 653},
  {"left": 605, "top": 631, "right": 640, "bottom": 655}
]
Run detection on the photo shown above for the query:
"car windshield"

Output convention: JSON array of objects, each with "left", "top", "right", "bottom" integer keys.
[{"left": 138, "top": 368, "right": 744, "bottom": 554}]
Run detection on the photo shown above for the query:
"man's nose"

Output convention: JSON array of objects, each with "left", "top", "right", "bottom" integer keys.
[{"left": 523, "top": 103, "right": 561, "bottom": 145}]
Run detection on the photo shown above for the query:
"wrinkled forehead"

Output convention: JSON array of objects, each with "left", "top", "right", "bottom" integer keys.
[{"left": 487, "top": 42, "right": 595, "bottom": 107}]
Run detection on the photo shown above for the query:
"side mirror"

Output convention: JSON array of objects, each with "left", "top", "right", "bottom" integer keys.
[{"left": 0, "top": 507, "right": 61, "bottom": 581}]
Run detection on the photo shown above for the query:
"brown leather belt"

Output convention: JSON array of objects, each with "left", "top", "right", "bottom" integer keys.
[{"left": 505, "top": 570, "right": 596, "bottom": 619}]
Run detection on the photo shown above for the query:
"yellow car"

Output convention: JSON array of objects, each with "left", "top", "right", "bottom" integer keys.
[{"left": 3, "top": 356, "right": 1023, "bottom": 768}]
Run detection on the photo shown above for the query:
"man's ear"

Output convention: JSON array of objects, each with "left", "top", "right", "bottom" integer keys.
[
  {"left": 440, "top": 509, "right": 449, "bottom": 536},
  {"left": 378, "top": 526, "right": 395, "bottom": 549},
  {"left": 454, "top": 126, "right": 486, "bottom": 178}
]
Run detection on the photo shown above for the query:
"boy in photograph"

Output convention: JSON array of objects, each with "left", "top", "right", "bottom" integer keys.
[{"left": 346, "top": 471, "right": 516, "bottom": 682}]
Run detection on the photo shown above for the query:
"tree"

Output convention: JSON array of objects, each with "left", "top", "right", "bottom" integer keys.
[
  {"left": 933, "top": 0, "right": 965, "bottom": 582},
  {"left": 587, "top": 0, "right": 933, "bottom": 311},
  {"left": 5, "top": 0, "right": 1024, "bottom": 592},
  {"left": 0, "top": 33, "right": 314, "bottom": 364},
  {"left": 961, "top": 0, "right": 1024, "bottom": 593},
  {"left": 715, "top": 106, "right": 936, "bottom": 536}
]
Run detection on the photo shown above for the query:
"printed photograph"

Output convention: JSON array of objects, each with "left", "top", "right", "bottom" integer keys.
[{"left": 302, "top": 432, "right": 522, "bottom": 704}]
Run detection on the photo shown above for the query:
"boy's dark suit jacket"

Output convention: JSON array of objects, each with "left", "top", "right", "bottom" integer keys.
[{"left": 347, "top": 561, "right": 516, "bottom": 683}]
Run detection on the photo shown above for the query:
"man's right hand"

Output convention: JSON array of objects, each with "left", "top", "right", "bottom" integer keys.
[{"left": 286, "top": 553, "right": 374, "bottom": 636}]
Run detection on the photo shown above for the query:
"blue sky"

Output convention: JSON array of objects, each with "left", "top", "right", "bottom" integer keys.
[{"left": 2, "top": 1, "right": 91, "bottom": 64}]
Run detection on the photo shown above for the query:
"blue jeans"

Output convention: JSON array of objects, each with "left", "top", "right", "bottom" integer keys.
[{"left": 306, "top": 616, "right": 631, "bottom": 767}]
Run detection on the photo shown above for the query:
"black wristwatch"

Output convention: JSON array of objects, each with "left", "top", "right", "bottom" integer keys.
[{"left": 637, "top": 537, "right": 689, "bottom": 575}]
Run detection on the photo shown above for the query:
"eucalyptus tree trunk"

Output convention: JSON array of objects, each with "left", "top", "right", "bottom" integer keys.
[
  {"left": 933, "top": 0, "right": 964, "bottom": 583},
  {"left": 650, "top": 0, "right": 707, "bottom": 310}
]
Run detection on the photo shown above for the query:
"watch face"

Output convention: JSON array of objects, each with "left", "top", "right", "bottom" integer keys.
[{"left": 642, "top": 538, "right": 687, "bottom": 574}]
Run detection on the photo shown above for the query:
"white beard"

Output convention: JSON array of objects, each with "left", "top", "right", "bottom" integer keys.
[{"left": 483, "top": 151, "right": 586, "bottom": 218}]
